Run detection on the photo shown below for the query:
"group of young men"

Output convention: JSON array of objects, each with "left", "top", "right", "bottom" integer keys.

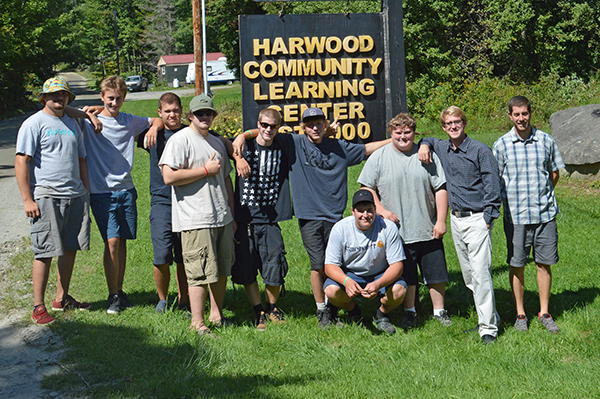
[{"left": 17, "top": 75, "right": 564, "bottom": 343}]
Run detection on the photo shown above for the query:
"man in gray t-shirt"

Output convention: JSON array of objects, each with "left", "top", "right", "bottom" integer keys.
[
  {"left": 324, "top": 190, "right": 407, "bottom": 334},
  {"left": 358, "top": 113, "right": 451, "bottom": 329},
  {"left": 16, "top": 76, "right": 93, "bottom": 325}
]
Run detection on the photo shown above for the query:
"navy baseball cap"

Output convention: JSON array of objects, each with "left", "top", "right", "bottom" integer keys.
[{"left": 302, "top": 107, "right": 325, "bottom": 122}]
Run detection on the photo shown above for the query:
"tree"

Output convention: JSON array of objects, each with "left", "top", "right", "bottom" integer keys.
[{"left": 0, "top": 0, "right": 77, "bottom": 113}]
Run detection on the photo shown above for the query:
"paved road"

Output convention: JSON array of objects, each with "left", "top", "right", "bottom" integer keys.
[{"left": 0, "top": 72, "right": 205, "bottom": 243}]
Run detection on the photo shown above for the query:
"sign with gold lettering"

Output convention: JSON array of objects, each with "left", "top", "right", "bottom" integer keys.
[{"left": 239, "top": 13, "right": 386, "bottom": 142}]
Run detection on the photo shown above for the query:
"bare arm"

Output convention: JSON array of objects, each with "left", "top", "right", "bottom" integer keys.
[
  {"left": 144, "top": 118, "right": 164, "bottom": 149},
  {"left": 79, "top": 158, "right": 89, "bottom": 192},
  {"left": 364, "top": 138, "right": 392, "bottom": 156},
  {"left": 324, "top": 263, "right": 365, "bottom": 298},
  {"left": 15, "top": 154, "right": 39, "bottom": 218},
  {"left": 64, "top": 105, "right": 102, "bottom": 134},
  {"left": 361, "top": 186, "right": 399, "bottom": 225},
  {"left": 161, "top": 152, "right": 221, "bottom": 186},
  {"left": 432, "top": 186, "right": 448, "bottom": 239},
  {"left": 551, "top": 170, "right": 559, "bottom": 188},
  {"left": 232, "top": 129, "right": 257, "bottom": 157}
]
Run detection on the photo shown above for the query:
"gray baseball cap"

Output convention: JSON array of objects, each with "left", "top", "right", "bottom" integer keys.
[{"left": 189, "top": 94, "right": 217, "bottom": 114}]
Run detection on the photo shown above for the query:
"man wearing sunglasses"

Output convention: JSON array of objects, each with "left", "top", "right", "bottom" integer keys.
[
  {"left": 159, "top": 94, "right": 235, "bottom": 337},
  {"left": 231, "top": 108, "right": 291, "bottom": 330},
  {"left": 233, "top": 107, "right": 390, "bottom": 329}
]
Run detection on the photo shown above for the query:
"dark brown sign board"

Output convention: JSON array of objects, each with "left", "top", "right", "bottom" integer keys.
[{"left": 239, "top": 13, "right": 393, "bottom": 143}]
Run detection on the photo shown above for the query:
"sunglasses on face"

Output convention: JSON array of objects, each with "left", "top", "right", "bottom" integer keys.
[
  {"left": 194, "top": 110, "right": 214, "bottom": 119},
  {"left": 259, "top": 121, "right": 279, "bottom": 130}
]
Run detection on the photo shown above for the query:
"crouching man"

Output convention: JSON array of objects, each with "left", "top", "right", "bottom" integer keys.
[{"left": 323, "top": 190, "right": 407, "bottom": 334}]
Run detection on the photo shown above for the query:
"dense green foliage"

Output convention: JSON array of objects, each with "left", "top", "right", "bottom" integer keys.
[{"left": 2, "top": 0, "right": 600, "bottom": 115}]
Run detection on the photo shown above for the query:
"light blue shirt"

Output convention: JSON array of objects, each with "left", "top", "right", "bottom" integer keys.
[
  {"left": 492, "top": 127, "right": 565, "bottom": 224},
  {"left": 325, "top": 214, "right": 405, "bottom": 276}
]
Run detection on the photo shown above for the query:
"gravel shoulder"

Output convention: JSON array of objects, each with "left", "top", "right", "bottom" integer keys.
[{"left": 0, "top": 72, "right": 94, "bottom": 398}]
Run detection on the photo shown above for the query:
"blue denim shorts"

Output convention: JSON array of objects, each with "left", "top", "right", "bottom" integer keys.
[
  {"left": 90, "top": 188, "right": 138, "bottom": 241},
  {"left": 324, "top": 270, "right": 407, "bottom": 297}
]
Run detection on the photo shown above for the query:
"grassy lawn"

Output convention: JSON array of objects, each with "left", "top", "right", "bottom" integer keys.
[{"left": 5, "top": 88, "right": 600, "bottom": 398}]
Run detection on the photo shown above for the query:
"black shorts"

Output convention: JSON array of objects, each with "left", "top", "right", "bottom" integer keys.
[
  {"left": 231, "top": 223, "right": 289, "bottom": 286},
  {"left": 402, "top": 239, "right": 449, "bottom": 286},
  {"left": 298, "top": 219, "right": 335, "bottom": 271}
]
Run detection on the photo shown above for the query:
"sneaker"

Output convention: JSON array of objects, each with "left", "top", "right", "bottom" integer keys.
[
  {"left": 118, "top": 290, "right": 134, "bottom": 309},
  {"left": 317, "top": 307, "right": 334, "bottom": 330},
  {"left": 349, "top": 305, "right": 364, "bottom": 325},
  {"left": 177, "top": 302, "right": 191, "bottom": 312},
  {"left": 514, "top": 314, "right": 528, "bottom": 331},
  {"left": 106, "top": 294, "right": 121, "bottom": 314},
  {"left": 32, "top": 305, "right": 55, "bottom": 325},
  {"left": 400, "top": 310, "right": 417, "bottom": 330},
  {"left": 329, "top": 304, "right": 344, "bottom": 327},
  {"left": 433, "top": 310, "right": 452, "bottom": 326},
  {"left": 155, "top": 299, "right": 167, "bottom": 314},
  {"left": 538, "top": 313, "right": 559, "bottom": 333},
  {"left": 255, "top": 311, "right": 267, "bottom": 331},
  {"left": 52, "top": 295, "right": 91, "bottom": 311},
  {"left": 374, "top": 315, "right": 396, "bottom": 334},
  {"left": 268, "top": 307, "right": 286, "bottom": 324},
  {"left": 481, "top": 334, "right": 497, "bottom": 344}
]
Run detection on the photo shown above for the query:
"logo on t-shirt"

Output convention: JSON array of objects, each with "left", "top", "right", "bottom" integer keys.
[
  {"left": 241, "top": 147, "right": 282, "bottom": 207},
  {"left": 377, "top": 240, "right": 384, "bottom": 248}
]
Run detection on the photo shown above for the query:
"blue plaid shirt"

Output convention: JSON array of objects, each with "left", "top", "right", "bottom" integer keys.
[
  {"left": 492, "top": 127, "right": 565, "bottom": 225},
  {"left": 420, "top": 135, "right": 501, "bottom": 225}
]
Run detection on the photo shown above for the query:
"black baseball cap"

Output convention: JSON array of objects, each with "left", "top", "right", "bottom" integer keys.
[{"left": 352, "top": 189, "right": 375, "bottom": 207}]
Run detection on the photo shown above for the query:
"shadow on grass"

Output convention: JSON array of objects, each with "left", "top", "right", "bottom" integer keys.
[{"left": 51, "top": 319, "right": 316, "bottom": 398}]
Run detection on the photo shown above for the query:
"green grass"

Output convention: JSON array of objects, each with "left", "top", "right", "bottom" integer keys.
[{"left": 6, "top": 90, "right": 600, "bottom": 398}]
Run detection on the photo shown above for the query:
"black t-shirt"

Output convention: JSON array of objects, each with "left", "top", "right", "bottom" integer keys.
[
  {"left": 234, "top": 136, "right": 292, "bottom": 224},
  {"left": 138, "top": 125, "right": 186, "bottom": 205}
]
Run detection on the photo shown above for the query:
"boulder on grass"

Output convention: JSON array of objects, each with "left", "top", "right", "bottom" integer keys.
[{"left": 549, "top": 104, "right": 600, "bottom": 180}]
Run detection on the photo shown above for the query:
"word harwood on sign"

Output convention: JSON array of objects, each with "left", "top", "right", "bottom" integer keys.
[{"left": 239, "top": 13, "right": 387, "bottom": 143}]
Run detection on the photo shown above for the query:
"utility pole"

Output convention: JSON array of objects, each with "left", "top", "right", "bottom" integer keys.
[
  {"left": 192, "top": 0, "right": 204, "bottom": 95},
  {"left": 114, "top": 10, "right": 121, "bottom": 75}
]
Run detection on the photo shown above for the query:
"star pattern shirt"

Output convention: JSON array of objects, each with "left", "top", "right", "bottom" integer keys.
[{"left": 234, "top": 137, "right": 292, "bottom": 224}]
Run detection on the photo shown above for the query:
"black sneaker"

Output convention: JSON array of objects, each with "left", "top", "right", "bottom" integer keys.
[
  {"left": 481, "top": 334, "right": 497, "bottom": 344},
  {"left": 118, "top": 290, "right": 134, "bottom": 309},
  {"left": 269, "top": 307, "right": 286, "bottom": 324},
  {"left": 400, "top": 310, "right": 417, "bottom": 330},
  {"left": 349, "top": 305, "right": 364, "bottom": 325},
  {"left": 255, "top": 311, "right": 267, "bottom": 331},
  {"left": 329, "top": 304, "right": 344, "bottom": 327},
  {"left": 106, "top": 294, "right": 121, "bottom": 314},
  {"left": 374, "top": 315, "right": 396, "bottom": 334},
  {"left": 317, "top": 307, "right": 334, "bottom": 330}
]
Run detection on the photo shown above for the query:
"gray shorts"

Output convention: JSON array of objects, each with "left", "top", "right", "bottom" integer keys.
[
  {"left": 231, "top": 223, "right": 289, "bottom": 286},
  {"left": 150, "top": 203, "right": 183, "bottom": 265},
  {"left": 30, "top": 195, "right": 90, "bottom": 259},
  {"left": 298, "top": 219, "right": 335, "bottom": 271},
  {"left": 504, "top": 219, "right": 559, "bottom": 267}
]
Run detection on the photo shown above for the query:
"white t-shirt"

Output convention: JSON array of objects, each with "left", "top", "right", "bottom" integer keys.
[
  {"left": 80, "top": 113, "right": 151, "bottom": 193},
  {"left": 325, "top": 214, "right": 405, "bottom": 276},
  {"left": 16, "top": 110, "right": 87, "bottom": 199},
  {"left": 159, "top": 127, "right": 233, "bottom": 231}
]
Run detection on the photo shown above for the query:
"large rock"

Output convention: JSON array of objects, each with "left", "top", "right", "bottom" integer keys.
[{"left": 550, "top": 104, "right": 600, "bottom": 179}]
